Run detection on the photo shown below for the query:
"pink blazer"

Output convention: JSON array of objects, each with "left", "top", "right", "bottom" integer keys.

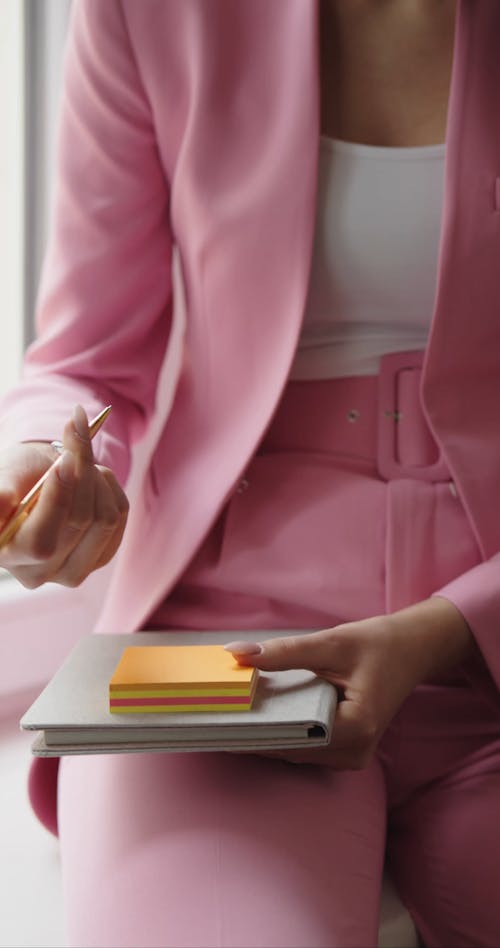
[{"left": 1, "top": 0, "right": 500, "bottom": 693}]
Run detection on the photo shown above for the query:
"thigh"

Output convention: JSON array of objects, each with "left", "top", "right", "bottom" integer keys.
[
  {"left": 58, "top": 750, "right": 387, "bottom": 948},
  {"left": 387, "top": 736, "right": 500, "bottom": 948}
]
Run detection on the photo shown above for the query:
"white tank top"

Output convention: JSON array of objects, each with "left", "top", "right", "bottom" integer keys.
[{"left": 290, "top": 136, "right": 446, "bottom": 379}]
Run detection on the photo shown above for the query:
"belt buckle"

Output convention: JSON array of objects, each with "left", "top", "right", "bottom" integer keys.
[{"left": 377, "top": 350, "right": 450, "bottom": 482}]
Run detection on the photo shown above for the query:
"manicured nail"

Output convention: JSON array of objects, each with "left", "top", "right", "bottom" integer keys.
[
  {"left": 224, "top": 641, "right": 263, "bottom": 656},
  {"left": 57, "top": 451, "right": 75, "bottom": 486},
  {"left": 72, "top": 404, "right": 89, "bottom": 441}
]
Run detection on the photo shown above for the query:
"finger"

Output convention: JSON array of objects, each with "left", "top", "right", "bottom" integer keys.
[
  {"left": 62, "top": 405, "right": 95, "bottom": 468},
  {"left": 261, "top": 699, "right": 379, "bottom": 771},
  {"left": 58, "top": 407, "right": 98, "bottom": 548},
  {"left": 3, "top": 453, "right": 76, "bottom": 576},
  {"left": 327, "top": 700, "right": 378, "bottom": 770},
  {"left": 8, "top": 443, "right": 95, "bottom": 578},
  {"left": 0, "top": 445, "right": 56, "bottom": 523},
  {"left": 92, "top": 519, "right": 127, "bottom": 570},
  {"left": 96, "top": 466, "right": 129, "bottom": 515},
  {"left": 0, "top": 476, "right": 19, "bottom": 524},
  {"left": 76, "top": 494, "right": 128, "bottom": 574},
  {"left": 53, "top": 472, "right": 125, "bottom": 586},
  {"left": 92, "top": 468, "right": 129, "bottom": 569},
  {"left": 331, "top": 698, "right": 369, "bottom": 744},
  {"left": 263, "top": 712, "right": 377, "bottom": 771},
  {"left": 224, "top": 630, "right": 335, "bottom": 672}
]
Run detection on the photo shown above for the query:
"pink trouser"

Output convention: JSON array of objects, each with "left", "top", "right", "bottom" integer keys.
[{"left": 58, "top": 375, "right": 500, "bottom": 947}]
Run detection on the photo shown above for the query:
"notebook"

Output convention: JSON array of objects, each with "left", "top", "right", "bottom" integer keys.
[{"left": 20, "top": 630, "right": 338, "bottom": 757}]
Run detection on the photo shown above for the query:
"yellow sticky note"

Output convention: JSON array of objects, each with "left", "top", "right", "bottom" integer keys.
[{"left": 109, "top": 645, "right": 258, "bottom": 713}]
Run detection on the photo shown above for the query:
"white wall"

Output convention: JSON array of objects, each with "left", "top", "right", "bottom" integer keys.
[
  {"left": 24, "top": 0, "right": 72, "bottom": 343},
  {"left": 0, "top": 0, "right": 24, "bottom": 398}
]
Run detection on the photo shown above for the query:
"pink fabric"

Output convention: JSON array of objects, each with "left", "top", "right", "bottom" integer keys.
[
  {"left": 0, "top": 2, "right": 500, "bottom": 681},
  {"left": 57, "top": 709, "right": 500, "bottom": 948},
  {"left": 57, "top": 378, "right": 500, "bottom": 947},
  {"left": 59, "top": 752, "right": 387, "bottom": 948},
  {"left": 152, "top": 376, "right": 481, "bottom": 632}
]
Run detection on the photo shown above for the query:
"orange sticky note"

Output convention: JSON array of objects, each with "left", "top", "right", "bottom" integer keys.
[{"left": 109, "top": 645, "right": 258, "bottom": 713}]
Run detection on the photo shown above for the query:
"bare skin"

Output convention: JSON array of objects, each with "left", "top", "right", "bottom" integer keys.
[
  {"left": 228, "top": 597, "right": 474, "bottom": 771},
  {"left": 320, "top": 0, "right": 457, "bottom": 145}
]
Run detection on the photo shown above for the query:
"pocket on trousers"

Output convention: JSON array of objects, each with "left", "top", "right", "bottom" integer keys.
[{"left": 189, "top": 452, "right": 387, "bottom": 622}]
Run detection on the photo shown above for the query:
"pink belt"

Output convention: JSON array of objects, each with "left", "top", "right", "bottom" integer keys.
[{"left": 261, "top": 350, "right": 451, "bottom": 483}]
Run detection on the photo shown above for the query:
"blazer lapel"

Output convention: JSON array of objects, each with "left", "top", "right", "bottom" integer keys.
[
  {"left": 423, "top": 0, "right": 500, "bottom": 558},
  {"left": 98, "top": 0, "right": 320, "bottom": 633}
]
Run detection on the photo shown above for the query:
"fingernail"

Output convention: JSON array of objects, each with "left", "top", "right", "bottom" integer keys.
[
  {"left": 72, "top": 404, "right": 89, "bottom": 441},
  {"left": 57, "top": 450, "right": 75, "bottom": 486},
  {"left": 224, "top": 641, "right": 263, "bottom": 656}
]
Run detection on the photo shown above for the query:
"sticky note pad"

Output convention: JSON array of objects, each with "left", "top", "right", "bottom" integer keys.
[{"left": 109, "top": 645, "right": 259, "bottom": 713}]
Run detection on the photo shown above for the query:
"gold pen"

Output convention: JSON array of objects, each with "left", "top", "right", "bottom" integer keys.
[{"left": 0, "top": 405, "right": 112, "bottom": 550}]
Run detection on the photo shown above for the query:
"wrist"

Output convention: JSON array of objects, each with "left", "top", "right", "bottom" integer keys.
[{"left": 388, "top": 596, "right": 474, "bottom": 683}]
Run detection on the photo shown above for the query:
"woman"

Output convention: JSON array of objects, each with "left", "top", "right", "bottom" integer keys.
[{"left": 0, "top": 1, "right": 499, "bottom": 945}]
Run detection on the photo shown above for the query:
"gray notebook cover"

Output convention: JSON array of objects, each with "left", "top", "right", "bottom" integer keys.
[{"left": 21, "top": 631, "right": 337, "bottom": 756}]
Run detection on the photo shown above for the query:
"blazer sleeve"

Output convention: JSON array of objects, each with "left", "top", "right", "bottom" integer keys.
[
  {"left": 434, "top": 559, "right": 500, "bottom": 704},
  {"left": 0, "top": 0, "right": 173, "bottom": 484}
]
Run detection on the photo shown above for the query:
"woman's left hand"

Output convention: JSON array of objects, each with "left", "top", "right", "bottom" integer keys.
[{"left": 226, "top": 597, "right": 474, "bottom": 770}]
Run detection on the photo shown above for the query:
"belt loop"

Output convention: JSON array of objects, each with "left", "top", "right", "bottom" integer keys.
[{"left": 377, "top": 350, "right": 450, "bottom": 482}]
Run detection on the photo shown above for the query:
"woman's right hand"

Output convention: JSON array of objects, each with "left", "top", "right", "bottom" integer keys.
[{"left": 0, "top": 406, "right": 129, "bottom": 588}]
